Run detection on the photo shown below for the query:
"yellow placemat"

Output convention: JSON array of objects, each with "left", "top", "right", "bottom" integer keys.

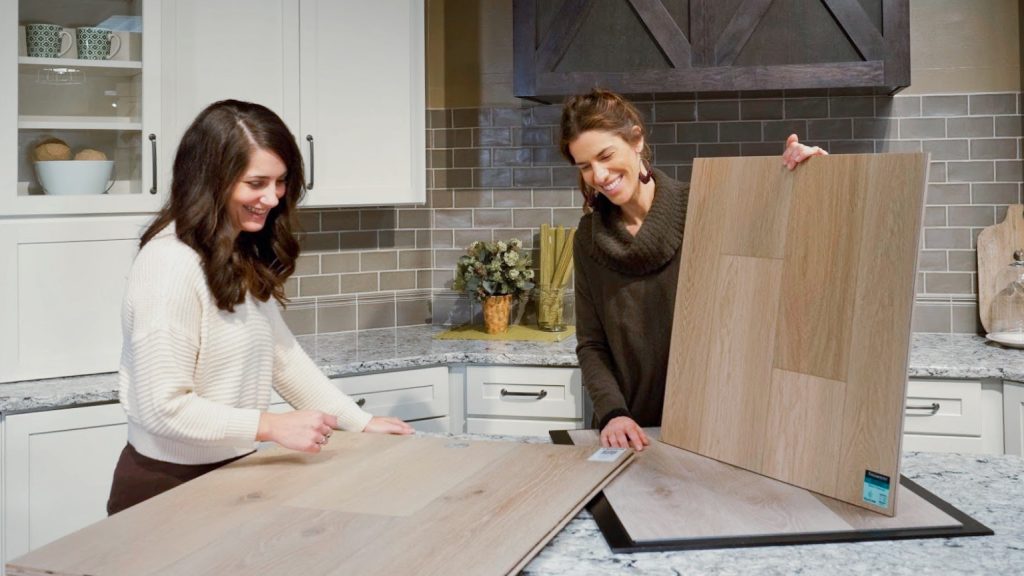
[{"left": 435, "top": 324, "right": 576, "bottom": 342}]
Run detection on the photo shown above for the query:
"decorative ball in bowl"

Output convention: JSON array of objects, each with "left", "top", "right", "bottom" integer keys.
[{"left": 34, "top": 160, "right": 115, "bottom": 195}]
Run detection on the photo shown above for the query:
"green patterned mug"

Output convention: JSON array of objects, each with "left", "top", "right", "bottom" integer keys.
[
  {"left": 26, "top": 23, "right": 72, "bottom": 58},
  {"left": 77, "top": 27, "right": 121, "bottom": 60}
]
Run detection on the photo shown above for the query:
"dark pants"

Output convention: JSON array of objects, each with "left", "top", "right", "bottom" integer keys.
[{"left": 106, "top": 442, "right": 249, "bottom": 515}]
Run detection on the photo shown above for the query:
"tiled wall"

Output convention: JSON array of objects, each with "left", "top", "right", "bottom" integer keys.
[{"left": 281, "top": 90, "right": 1023, "bottom": 336}]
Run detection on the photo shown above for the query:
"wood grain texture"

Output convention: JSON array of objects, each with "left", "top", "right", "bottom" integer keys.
[
  {"left": 698, "top": 255, "right": 783, "bottom": 470},
  {"left": 6, "top": 433, "right": 633, "bottom": 576},
  {"left": 774, "top": 156, "right": 866, "bottom": 382},
  {"left": 567, "top": 429, "right": 959, "bottom": 543},
  {"left": 977, "top": 204, "right": 1024, "bottom": 333},
  {"left": 662, "top": 154, "right": 927, "bottom": 515},
  {"left": 834, "top": 153, "right": 928, "bottom": 513},
  {"left": 761, "top": 369, "right": 846, "bottom": 495}
]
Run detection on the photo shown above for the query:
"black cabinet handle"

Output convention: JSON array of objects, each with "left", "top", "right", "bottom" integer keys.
[
  {"left": 149, "top": 134, "right": 157, "bottom": 194},
  {"left": 905, "top": 402, "right": 940, "bottom": 415},
  {"left": 500, "top": 388, "right": 547, "bottom": 400},
  {"left": 356, "top": 398, "right": 366, "bottom": 407},
  {"left": 306, "top": 134, "right": 315, "bottom": 190}
]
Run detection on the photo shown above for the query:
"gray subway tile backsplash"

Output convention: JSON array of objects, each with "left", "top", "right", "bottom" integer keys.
[
  {"left": 280, "top": 91, "right": 1022, "bottom": 336},
  {"left": 969, "top": 93, "right": 1017, "bottom": 115},
  {"left": 922, "top": 95, "right": 969, "bottom": 117},
  {"left": 970, "top": 138, "right": 1018, "bottom": 160},
  {"left": 947, "top": 117, "right": 994, "bottom": 138}
]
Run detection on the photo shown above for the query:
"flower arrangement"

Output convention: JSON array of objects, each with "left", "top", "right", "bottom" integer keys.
[{"left": 453, "top": 239, "right": 535, "bottom": 302}]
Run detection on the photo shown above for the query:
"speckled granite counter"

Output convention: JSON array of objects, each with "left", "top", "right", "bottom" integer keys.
[
  {"left": 520, "top": 448, "right": 1023, "bottom": 575},
  {"left": 1, "top": 327, "right": 1020, "bottom": 413}
]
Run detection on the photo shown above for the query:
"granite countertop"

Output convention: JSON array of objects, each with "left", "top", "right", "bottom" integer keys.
[
  {"left": 1, "top": 326, "right": 1022, "bottom": 413},
  {"left": 519, "top": 447, "right": 1024, "bottom": 575}
]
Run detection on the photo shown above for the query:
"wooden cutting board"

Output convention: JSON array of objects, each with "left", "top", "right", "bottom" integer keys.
[
  {"left": 661, "top": 153, "right": 927, "bottom": 516},
  {"left": 6, "top": 433, "right": 633, "bottom": 576},
  {"left": 977, "top": 204, "right": 1024, "bottom": 333}
]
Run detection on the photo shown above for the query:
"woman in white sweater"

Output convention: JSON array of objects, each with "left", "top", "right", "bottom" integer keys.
[{"left": 107, "top": 100, "right": 413, "bottom": 515}]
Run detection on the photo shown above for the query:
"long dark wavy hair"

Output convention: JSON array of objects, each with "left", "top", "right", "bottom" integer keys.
[
  {"left": 140, "top": 100, "right": 304, "bottom": 312},
  {"left": 559, "top": 89, "right": 651, "bottom": 213}
]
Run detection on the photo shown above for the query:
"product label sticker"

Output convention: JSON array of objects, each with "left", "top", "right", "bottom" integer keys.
[
  {"left": 588, "top": 447, "right": 627, "bottom": 462},
  {"left": 863, "top": 470, "right": 891, "bottom": 508}
]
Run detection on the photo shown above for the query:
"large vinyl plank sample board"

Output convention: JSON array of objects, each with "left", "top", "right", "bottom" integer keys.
[
  {"left": 551, "top": 429, "right": 990, "bottom": 551},
  {"left": 6, "top": 433, "right": 633, "bottom": 576},
  {"left": 662, "top": 153, "right": 928, "bottom": 515}
]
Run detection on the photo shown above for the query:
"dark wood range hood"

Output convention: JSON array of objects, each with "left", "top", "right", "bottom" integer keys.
[{"left": 514, "top": 0, "right": 911, "bottom": 103}]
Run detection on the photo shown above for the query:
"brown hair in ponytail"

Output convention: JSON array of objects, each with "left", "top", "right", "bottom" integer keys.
[{"left": 559, "top": 89, "right": 650, "bottom": 213}]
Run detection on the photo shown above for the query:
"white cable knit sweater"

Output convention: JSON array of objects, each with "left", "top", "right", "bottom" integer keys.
[{"left": 118, "top": 231, "right": 373, "bottom": 465}]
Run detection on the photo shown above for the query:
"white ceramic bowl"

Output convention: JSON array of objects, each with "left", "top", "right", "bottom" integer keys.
[{"left": 34, "top": 160, "right": 114, "bottom": 196}]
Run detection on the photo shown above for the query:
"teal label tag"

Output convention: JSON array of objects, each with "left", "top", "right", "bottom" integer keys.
[{"left": 863, "top": 470, "right": 891, "bottom": 508}]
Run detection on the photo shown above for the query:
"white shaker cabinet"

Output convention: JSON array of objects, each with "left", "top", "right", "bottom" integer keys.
[
  {"left": 464, "top": 366, "right": 586, "bottom": 437},
  {"left": 0, "top": 215, "right": 151, "bottom": 383},
  {"left": 2, "top": 404, "right": 127, "bottom": 568},
  {"left": 160, "top": 0, "right": 425, "bottom": 207},
  {"left": 1005, "top": 381, "right": 1024, "bottom": 456},
  {"left": 297, "top": 0, "right": 425, "bottom": 206},
  {"left": 159, "top": 0, "right": 299, "bottom": 190},
  {"left": 902, "top": 378, "right": 1004, "bottom": 455},
  {"left": 2, "top": 0, "right": 165, "bottom": 215},
  {"left": 268, "top": 366, "right": 451, "bottom": 433}
]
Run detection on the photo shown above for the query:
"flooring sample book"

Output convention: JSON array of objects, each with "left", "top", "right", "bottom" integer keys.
[
  {"left": 661, "top": 153, "right": 928, "bottom": 515},
  {"left": 554, "top": 429, "right": 989, "bottom": 551},
  {"left": 6, "top": 433, "right": 633, "bottom": 576}
]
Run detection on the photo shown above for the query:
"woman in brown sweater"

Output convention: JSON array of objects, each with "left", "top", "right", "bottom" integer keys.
[{"left": 560, "top": 89, "right": 824, "bottom": 451}]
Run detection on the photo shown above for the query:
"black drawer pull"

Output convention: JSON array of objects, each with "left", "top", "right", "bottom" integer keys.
[
  {"left": 356, "top": 398, "right": 366, "bottom": 407},
  {"left": 906, "top": 402, "right": 940, "bottom": 415},
  {"left": 500, "top": 388, "right": 547, "bottom": 400}
]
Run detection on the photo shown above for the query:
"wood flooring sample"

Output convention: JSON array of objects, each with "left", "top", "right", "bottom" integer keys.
[
  {"left": 6, "top": 433, "right": 633, "bottom": 576},
  {"left": 567, "top": 429, "right": 959, "bottom": 544},
  {"left": 661, "top": 153, "right": 927, "bottom": 516}
]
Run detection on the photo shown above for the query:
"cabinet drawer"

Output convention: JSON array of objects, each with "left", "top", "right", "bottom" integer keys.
[
  {"left": 336, "top": 367, "right": 448, "bottom": 421},
  {"left": 466, "top": 366, "right": 582, "bottom": 419},
  {"left": 904, "top": 379, "right": 982, "bottom": 437},
  {"left": 270, "top": 367, "right": 448, "bottom": 422},
  {"left": 466, "top": 417, "right": 583, "bottom": 437}
]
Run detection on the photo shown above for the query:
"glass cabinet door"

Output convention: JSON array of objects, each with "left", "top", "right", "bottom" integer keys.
[{"left": 3, "top": 0, "right": 163, "bottom": 215}]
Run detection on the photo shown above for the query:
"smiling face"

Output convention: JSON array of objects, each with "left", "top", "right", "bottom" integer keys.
[
  {"left": 567, "top": 128, "right": 645, "bottom": 207},
  {"left": 228, "top": 147, "right": 287, "bottom": 234}
]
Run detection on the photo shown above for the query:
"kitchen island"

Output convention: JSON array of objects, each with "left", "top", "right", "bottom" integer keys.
[
  {"left": 3, "top": 429, "right": 1021, "bottom": 576},
  {"left": 1, "top": 327, "right": 1023, "bottom": 574}
]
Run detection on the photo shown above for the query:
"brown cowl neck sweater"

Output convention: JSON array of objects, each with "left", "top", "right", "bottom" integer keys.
[{"left": 573, "top": 168, "right": 689, "bottom": 429}]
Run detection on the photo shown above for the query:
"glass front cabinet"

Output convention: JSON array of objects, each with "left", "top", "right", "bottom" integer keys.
[{"left": 2, "top": 0, "right": 164, "bottom": 215}]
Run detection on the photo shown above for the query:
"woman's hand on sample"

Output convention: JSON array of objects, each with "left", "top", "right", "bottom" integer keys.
[
  {"left": 363, "top": 416, "right": 415, "bottom": 436},
  {"left": 257, "top": 410, "right": 338, "bottom": 453},
  {"left": 782, "top": 133, "right": 828, "bottom": 170},
  {"left": 601, "top": 416, "right": 650, "bottom": 451}
]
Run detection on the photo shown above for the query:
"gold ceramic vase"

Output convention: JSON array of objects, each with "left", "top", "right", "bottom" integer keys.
[{"left": 482, "top": 294, "right": 513, "bottom": 334}]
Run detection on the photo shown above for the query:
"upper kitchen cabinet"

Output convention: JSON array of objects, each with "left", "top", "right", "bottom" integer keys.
[
  {"left": 0, "top": 0, "right": 165, "bottom": 215},
  {"left": 158, "top": 0, "right": 299, "bottom": 191},
  {"left": 161, "top": 0, "right": 425, "bottom": 207},
  {"left": 513, "top": 0, "right": 910, "bottom": 102}
]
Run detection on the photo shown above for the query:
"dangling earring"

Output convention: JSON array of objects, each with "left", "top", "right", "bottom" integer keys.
[{"left": 638, "top": 157, "right": 652, "bottom": 184}]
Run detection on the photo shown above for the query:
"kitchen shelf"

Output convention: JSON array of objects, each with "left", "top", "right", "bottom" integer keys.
[
  {"left": 18, "top": 115, "right": 142, "bottom": 130},
  {"left": 18, "top": 57, "right": 142, "bottom": 76}
]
